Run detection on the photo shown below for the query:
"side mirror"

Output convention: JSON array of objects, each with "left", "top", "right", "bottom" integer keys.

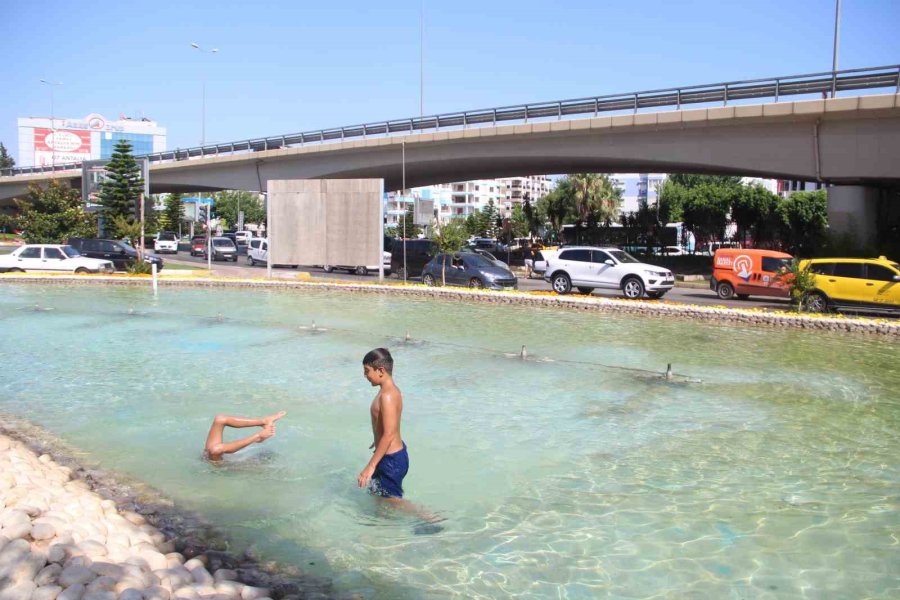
[
  {"left": 604, "top": 259, "right": 614, "bottom": 266},
  {"left": 893, "top": 275, "right": 900, "bottom": 282}
]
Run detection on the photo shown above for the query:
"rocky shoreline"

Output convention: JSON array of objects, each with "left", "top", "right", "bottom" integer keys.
[
  {"left": 1, "top": 274, "right": 898, "bottom": 336},
  {"left": 0, "top": 416, "right": 336, "bottom": 600}
]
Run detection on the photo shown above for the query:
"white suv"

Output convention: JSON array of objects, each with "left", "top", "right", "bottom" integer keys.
[
  {"left": 544, "top": 246, "right": 674, "bottom": 299},
  {"left": 153, "top": 231, "right": 179, "bottom": 254}
]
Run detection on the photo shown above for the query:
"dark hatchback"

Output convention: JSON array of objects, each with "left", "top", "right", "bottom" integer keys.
[
  {"left": 67, "top": 238, "right": 164, "bottom": 271},
  {"left": 422, "top": 252, "right": 517, "bottom": 290}
]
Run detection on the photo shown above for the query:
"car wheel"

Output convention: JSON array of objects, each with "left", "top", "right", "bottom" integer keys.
[
  {"left": 716, "top": 281, "right": 735, "bottom": 300},
  {"left": 396, "top": 267, "right": 406, "bottom": 279},
  {"left": 423, "top": 273, "right": 436, "bottom": 286},
  {"left": 323, "top": 265, "right": 334, "bottom": 273},
  {"left": 355, "top": 266, "right": 369, "bottom": 276},
  {"left": 803, "top": 291, "right": 830, "bottom": 313},
  {"left": 291, "top": 265, "right": 298, "bottom": 269},
  {"left": 647, "top": 291, "right": 666, "bottom": 299},
  {"left": 736, "top": 294, "right": 749, "bottom": 300},
  {"left": 248, "top": 257, "right": 256, "bottom": 266},
  {"left": 551, "top": 273, "right": 572, "bottom": 294},
  {"left": 577, "top": 287, "right": 594, "bottom": 295},
  {"left": 622, "top": 276, "right": 645, "bottom": 299},
  {"left": 9, "top": 268, "right": 24, "bottom": 273},
  {"left": 233, "top": 256, "right": 238, "bottom": 262},
  {"left": 75, "top": 267, "right": 90, "bottom": 274},
  {"left": 468, "top": 277, "right": 484, "bottom": 289}
]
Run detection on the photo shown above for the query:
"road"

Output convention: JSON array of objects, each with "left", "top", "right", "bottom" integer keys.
[{"left": 167, "top": 253, "right": 794, "bottom": 312}]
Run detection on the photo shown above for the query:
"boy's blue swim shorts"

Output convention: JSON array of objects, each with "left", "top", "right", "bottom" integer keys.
[{"left": 371, "top": 442, "right": 409, "bottom": 498}]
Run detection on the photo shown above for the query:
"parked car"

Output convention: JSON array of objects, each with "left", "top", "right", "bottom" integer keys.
[
  {"left": 710, "top": 248, "right": 793, "bottom": 300},
  {"left": 210, "top": 237, "right": 239, "bottom": 261},
  {"left": 390, "top": 239, "right": 437, "bottom": 279},
  {"left": 245, "top": 238, "right": 298, "bottom": 268},
  {"left": 544, "top": 246, "right": 673, "bottom": 299},
  {"left": 422, "top": 252, "right": 518, "bottom": 290},
  {"left": 466, "top": 248, "right": 508, "bottom": 268},
  {"left": 323, "top": 250, "right": 391, "bottom": 276},
  {"left": 525, "top": 249, "right": 558, "bottom": 279},
  {"left": 153, "top": 231, "right": 179, "bottom": 254},
  {"left": 235, "top": 231, "right": 254, "bottom": 246},
  {"left": 799, "top": 256, "right": 900, "bottom": 315},
  {"left": 651, "top": 246, "right": 686, "bottom": 256},
  {"left": 0, "top": 244, "right": 115, "bottom": 274},
  {"left": 67, "top": 238, "right": 164, "bottom": 271},
  {"left": 190, "top": 235, "right": 208, "bottom": 257},
  {"left": 697, "top": 241, "right": 741, "bottom": 256}
]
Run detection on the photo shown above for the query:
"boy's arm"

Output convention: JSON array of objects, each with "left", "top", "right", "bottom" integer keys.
[{"left": 358, "top": 393, "right": 400, "bottom": 488}]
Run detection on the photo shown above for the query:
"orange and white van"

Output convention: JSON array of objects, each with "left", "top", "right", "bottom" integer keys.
[{"left": 710, "top": 249, "right": 793, "bottom": 300}]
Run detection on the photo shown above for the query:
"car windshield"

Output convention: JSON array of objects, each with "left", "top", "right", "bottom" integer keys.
[
  {"left": 61, "top": 246, "right": 81, "bottom": 258},
  {"left": 158, "top": 233, "right": 177, "bottom": 241},
  {"left": 120, "top": 242, "right": 137, "bottom": 253},
  {"left": 213, "top": 239, "right": 235, "bottom": 248},
  {"left": 608, "top": 250, "right": 640, "bottom": 263},
  {"left": 463, "top": 254, "right": 496, "bottom": 269}
]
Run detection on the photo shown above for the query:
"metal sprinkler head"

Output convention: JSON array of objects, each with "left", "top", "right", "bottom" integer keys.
[
  {"left": 665, "top": 363, "right": 673, "bottom": 380},
  {"left": 405, "top": 331, "right": 412, "bottom": 342},
  {"left": 520, "top": 345, "right": 527, "bottom": 359},
  {"left": 311, "top": 320, "right": 317, "bottom": 331}
]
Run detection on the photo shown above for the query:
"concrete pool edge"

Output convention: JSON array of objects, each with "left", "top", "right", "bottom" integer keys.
[
  {"left": 1, "top": 273, "right": 898, "bottom": 336},
  {"left": 0, "top": 413, "right": 337, "bottom": 599}
]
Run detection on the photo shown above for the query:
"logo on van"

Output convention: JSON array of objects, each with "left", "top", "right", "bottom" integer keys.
[{"left": 733, "top": 255, "right": 753, "bottom": 281}]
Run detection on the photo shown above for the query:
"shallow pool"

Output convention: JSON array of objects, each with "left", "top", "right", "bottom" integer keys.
[{"left": 1, "top": 283, "right": 898, "bottom": 598}]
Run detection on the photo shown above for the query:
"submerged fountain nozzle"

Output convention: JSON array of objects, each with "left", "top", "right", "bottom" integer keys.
[
  {"left": 665, "top": 363, "right": 673, "bottom": 380},
  {"left": 405, "top": 331, "right": 412, "bottom": 342},
  {"left": 520, "top": 345, "right": 527, "bottom": 360}
]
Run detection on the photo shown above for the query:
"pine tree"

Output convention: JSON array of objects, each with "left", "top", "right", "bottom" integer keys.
[
  {"left": 0, "top": 143, "right": 15, "bottom": 171},
  {"left": 97, "top": 140, "right": 144, "bottom": 235},
  {"left": 162, "top": 193, "right": 185, "bottom": 233}
]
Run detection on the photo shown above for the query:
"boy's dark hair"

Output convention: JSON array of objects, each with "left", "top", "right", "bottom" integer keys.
[{"left": 363, "top": 348, "right": 394, "bottom": 374}]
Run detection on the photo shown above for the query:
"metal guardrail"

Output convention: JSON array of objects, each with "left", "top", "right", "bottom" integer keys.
[{"left": 3, "top": 64, "right": 899, "bottom": 178}]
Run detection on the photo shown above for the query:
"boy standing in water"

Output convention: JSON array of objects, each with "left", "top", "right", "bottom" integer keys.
[{"left": 357, "top": 348, "right": 408, "bottom": 499}]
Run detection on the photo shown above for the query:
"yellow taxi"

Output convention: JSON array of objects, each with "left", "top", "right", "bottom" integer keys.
[{"left": 799, "top": 256, "right": 900, "bottom": 314}]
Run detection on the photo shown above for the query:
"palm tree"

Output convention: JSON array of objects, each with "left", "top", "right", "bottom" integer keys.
[{"left": 569, "top": 173, "right": 621, "bottom": 225}]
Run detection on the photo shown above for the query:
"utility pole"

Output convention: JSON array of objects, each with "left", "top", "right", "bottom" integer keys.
[{"left": 832, "top": 0, "right": 841, "bottom": 98}]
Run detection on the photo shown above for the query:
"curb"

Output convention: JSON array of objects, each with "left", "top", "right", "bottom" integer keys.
[{"left": 1, "top": 274, "right": 897, "bottom": 336}]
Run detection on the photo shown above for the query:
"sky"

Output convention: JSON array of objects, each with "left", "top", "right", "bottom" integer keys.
[{"left": 2, "top": 0, "right": 899, "bottom": 164}]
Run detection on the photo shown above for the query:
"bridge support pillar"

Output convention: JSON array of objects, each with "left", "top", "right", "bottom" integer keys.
[{"left": 826, "top": 185, "right": 880, "bottom": 248}]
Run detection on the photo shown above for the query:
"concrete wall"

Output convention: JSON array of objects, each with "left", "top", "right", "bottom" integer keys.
[{"left": 267, "top": 179, "right": 383, "bottom": 268}]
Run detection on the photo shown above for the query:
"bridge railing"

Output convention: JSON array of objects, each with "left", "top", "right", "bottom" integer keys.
[{"left": 3, "top": 64, "right": 899, "bottom": 178}]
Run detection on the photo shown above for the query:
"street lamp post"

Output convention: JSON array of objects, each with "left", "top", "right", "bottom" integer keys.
[
  {"left": 39, "top": 79, "right": 63, "bottom": 169},
  {"left": 190, "top": 43, "right": 218, "bottom": 146}
]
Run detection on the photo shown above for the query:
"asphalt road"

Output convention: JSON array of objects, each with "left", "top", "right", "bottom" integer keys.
[{"left": 167, "top": 252, "right": 794, "bottom": 311}]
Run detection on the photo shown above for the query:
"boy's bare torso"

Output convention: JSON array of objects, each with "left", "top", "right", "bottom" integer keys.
[{"left": 370, "top": 384, "right": 404, "bottom": 454}]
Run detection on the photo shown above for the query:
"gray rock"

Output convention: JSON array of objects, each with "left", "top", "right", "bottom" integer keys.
[
  {"left": 213, "top": 568, "right": 237, "bottom": 583},
  {"left": 57, "top": 583, "right": 86, "bottom": 600},
  {"left": 35, "top": 562, "right": 63, "bottom": 586},
  {"left": 145, "top": 586, "right": 172, "bottom": 600},
  {"left": 59, "top": 564, "right": 96, "bottom": 587},
  {"left": 33, "top": 585, "right": 64, "bottom": 600},
  {"left": 85, "top": 575, "right": 117, "bottom": 592},
  {"left": 88, "top": 561, "right": 123, "bottom": 578},
  {"left": 0, "top": 581, "right": 37, "bottom": 600},
  {"left": 0, "top": 537, "right": 45, "bottom": 583},
  {"left": 81, "top": 591, "right": 116, "bottom": 600}
]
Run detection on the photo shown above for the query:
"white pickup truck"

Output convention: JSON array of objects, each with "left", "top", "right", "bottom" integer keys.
[{"left": 246, "top": 239, "right": 298, "bottom": 268}]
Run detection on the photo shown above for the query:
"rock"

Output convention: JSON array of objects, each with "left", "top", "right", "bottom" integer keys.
[
  {"left": 85, "top": 574, "right": 117, "bottom": 592},
  {"left": 0, "top": 537, "right": 45, "bottom": 583},
  {"left": 32, "top": 522, "right": 57, "bottom": 540},
  {"left": 1, "top": 519, "right": 33, "bottom": 540},
  {"left": 114, "top": 577, "right": 146, "bottom": 594},
  {"left": 118, "top": 590, "right": 144, "bottom": 600},
  {"left": 145, "top": 586, "right": 172, "bottom": 600},
  {"left": 213, "top": 568, "right": 238, "bottom": 583},
  {"left": 190, "top": 565, "right": 214, "bottom": 586},
  {"left": 80, "top": 540, "right": 107, "bottom": 557},
  {"left": 63, "top": 555, "right": 92, "bottom": 570},
  {"left": 215, "top": 580, "right": 243, "bottom": 596},
  {"left": 57, "top": 584, "right": 86, "bottom": 600},
  {"left": 33, "top": 584, "right": 63, "bottom": 600},
  {"left": 140, "top": 549, "right": 168, "bottom": 571},
  {"left": 183, "top": 557, "right": 206, "bottom": 571},
  {"left": 241, "top": 586, "right": 271, "bottom": 600},
  {"left": 0, "top": 509, "right": 29, "bottom": 529},
  {"left": 0, "top": 581, "right": 37, "bottom": 600},
  {"left": 82, "top": 592, "right": 116, "bottom": 600},
  {"left": 171, "top": 588, "right": 199, "bottom": 600},
  {"left": 59, "top": 564, "right": 96, "bottom": 587},
  {"left": 47, "top": 543, "right": 67, "bottom": 564},
  {"left": 35, "top": 562, "right": 63, "bottom": 586}
]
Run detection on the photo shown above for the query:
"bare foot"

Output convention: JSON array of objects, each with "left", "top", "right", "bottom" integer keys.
[
  {"left": 264, "top": 411, "right": 287, "bottom": 427},
  {"left": 257, "top": 424, "right": 276, "bottom": 443}
]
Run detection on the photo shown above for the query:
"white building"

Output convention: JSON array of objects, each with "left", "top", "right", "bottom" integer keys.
[
  {"left": 385, "top": 175, "right": 555, "bottom": 226},
  {"left": 17, "top": 113, "right": 166, "bottom": 168},
  {"left": 610, "top": 173, "right": 667, "bottom": 214}
]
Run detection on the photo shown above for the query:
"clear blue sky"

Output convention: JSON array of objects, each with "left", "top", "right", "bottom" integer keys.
[{"left": 2, "top": 0, "right": 898, "bottom": 163}]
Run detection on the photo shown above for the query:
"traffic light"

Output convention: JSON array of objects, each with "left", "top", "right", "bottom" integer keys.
[{"left": 198, "top": 205, "right": 208, "bottom": 223}]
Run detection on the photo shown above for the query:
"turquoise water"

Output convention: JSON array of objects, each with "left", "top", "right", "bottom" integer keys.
[{"left": 0, "top": 283, "right": 898, "bottom": 599}]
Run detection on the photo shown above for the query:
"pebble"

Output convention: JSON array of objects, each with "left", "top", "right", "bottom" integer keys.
[{"left": 0, "top": 433, "right": 261, "bottom": 600}]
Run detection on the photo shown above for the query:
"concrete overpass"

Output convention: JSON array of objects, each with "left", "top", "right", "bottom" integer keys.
[
  {"left": 3, "top": 92, "right": 899, "bottom": 199},
  {"left": 2, "top": 66, "right": 899, "bottom": 244}
]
